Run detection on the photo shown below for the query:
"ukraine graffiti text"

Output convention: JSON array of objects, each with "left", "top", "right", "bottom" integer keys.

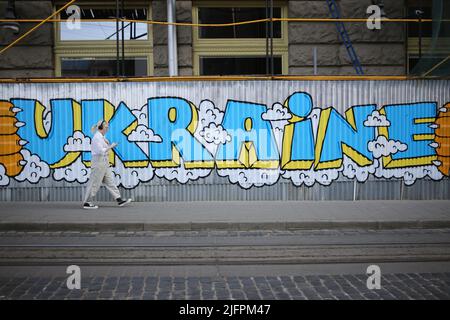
[{"left": 0, "top": 91, "right": 449, "bottom": 189}]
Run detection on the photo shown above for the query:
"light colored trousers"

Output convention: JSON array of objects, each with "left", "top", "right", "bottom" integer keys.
[{"left": 83, "top": 155, "right": 121, "bottom": 203}]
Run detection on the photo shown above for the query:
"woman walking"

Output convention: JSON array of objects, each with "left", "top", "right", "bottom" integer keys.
[{"left": 83, "top": 120, "right": 132, "bottom": 209}]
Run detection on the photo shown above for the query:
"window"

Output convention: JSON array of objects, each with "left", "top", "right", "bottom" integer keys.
[
  {"left": 198, "top": 7, "right": 282, "bottom": 39},
  {"left": 407, "top": 6, "right": 450, "bottom": 38},
  {"left": 54, "top": 2, "right": 152, "bottom": 77},
  {"left": 406, "top": 1, "right": 450, "bottom": 75},
  {"left": 59, "top": 8, "right": 149, "bottom": 41},
  {"left": 200, "top": 56, "right": 282, "bottom": 75},
  {"left": 61, "top": 57, "right": 148, "bottom": 77},
  {"left": 192, "top": 1, "right": 288, "bottom": 76}
]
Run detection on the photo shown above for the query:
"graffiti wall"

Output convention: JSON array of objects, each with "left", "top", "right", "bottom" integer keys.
[{"left": 0, "top": 80, "right": 449, "bottom": 200}]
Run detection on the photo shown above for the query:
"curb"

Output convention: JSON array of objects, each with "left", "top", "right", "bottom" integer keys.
[{"left": 1, "top": 220, "right": 450, "bottom": 232}]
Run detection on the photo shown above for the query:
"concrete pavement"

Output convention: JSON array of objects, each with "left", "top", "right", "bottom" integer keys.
[{"left": 1, "top": 200, "right": 450, "bottom": 231}]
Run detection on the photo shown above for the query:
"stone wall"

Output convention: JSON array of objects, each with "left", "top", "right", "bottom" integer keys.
[
  {"left": 288, "top": 0, "right": 406, "bottom": 75},
  {"left": 0, "top": 0, "right": 54, "bottom": 77}
]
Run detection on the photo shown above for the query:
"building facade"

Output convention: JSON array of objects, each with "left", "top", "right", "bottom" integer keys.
[{"left": 1, "top": 0, "right": 445, "bottom": 78}]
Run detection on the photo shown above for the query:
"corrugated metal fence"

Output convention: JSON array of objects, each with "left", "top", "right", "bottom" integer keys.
[{"left": 0, "top": 80, "right": 449, "bottom": 201}]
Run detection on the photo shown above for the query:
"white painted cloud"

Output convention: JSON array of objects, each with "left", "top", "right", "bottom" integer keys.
[
  {"left": 364, "top": 110, "right": 391, "bottom": 127},
  {"left": 131, "top": 104, "right": 148, "bottom": 125},
  {"left": 217, "top": 168, "right": 280, "bottom": 189},
  {"left": 199, "top": 123, "right": 231, "bottom": 145},
  {"left": 198, "top": 100, "right": 224, "bottom": 126},
  {"left": 14, "top": 149, "right": 50, "bottom": 183},
  {"left": 53, "top": 157, "right": 90, "bottom": 184},
  {"left": 262, "top": 103, "right": 292, "bottom": 121},
  {"left": 63, "top": 131, "right": 91, "bottom": 152},
  {"left": 368, "top": 136, "right": 407, "bottom": 159},
  {"left": 375, "top": 164, "right": 443, "bottom": 186},
  {"left": 127, "top": 125, "right": 162, "bottom": 142},
  {"left": 112, "top": 156, "right": 154, "bottom": 189},
  {"left": 129, "top": 105, "right": 152, "bottom": 156},
  {"left": 0, "top": 164, "right": 9, "bottom": 186},
  {"left": 155, "top": 159, "right": 211, "bottom": 184},
  {"left": 282, "top": 166, "right": 341, "bottom": 187},
  {"left": 194, "top": 100, "right": 227, "bottom": 156},
  {"left": 341, "top": 156, "right": 379, "bottom": 182}
]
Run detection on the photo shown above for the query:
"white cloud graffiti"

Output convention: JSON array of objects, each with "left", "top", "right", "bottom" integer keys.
[
  {"left": 282, "top": 166, "right": 341, "bottom": 187},
  {"left": 375, "top": 164, "right": 443, "bottom": 186},
  {"left": 127, "top": 125, "right": 162, "bottom": 142},
  {"left": 367, "top": 136, "right": 408, "bottom": 159},
  {"left": 217, "top": 168, "right": 280, "bottom": 189},
  {"left": 155, "top": 159, "right": 211, "bottom": 184},
  {"left": 198, "top": 100, "right": 224, "bottom": 127},
  {"left": 63, "top": 131, "right": 91, "bottom": 152},
  {"left": 341, "top": 156, "right": 379, "bottom": 182},
  {"left": 53, "top": 156, "right": 90, "bottom": 184},
  {"left": 112, "top": 156, "right": 154, "bottom": 189},
  {"left": 199, "top": 123, "right": 231, "bottom": 145},
  {"left": 262, "top": 103, "right": 292, "bottom": 121},
  {"left": 14, "top": 149, "right": 50, "bottom": 184},
  {"left": 364, "top": 110, "right": 391, "bottom": 127},
  {"left": 131, "top": 104, "right": 148, "bottom": 125}
]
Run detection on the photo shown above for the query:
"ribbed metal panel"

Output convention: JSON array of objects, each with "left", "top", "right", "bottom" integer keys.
[
  {"left": 2, "top": 177, "right": 449, "bottom": 202},
  {"left": 356, "top": 179, "right": 402, "bottom": 200},
  {"left": 0, "top": 80, "right": 449, "bottom": 201},
  {"left": 403, "top": 178, "right": 450, "bottom": 200},
  {"left": 1, "top": 80, "right": 448, "bottom": 116}
]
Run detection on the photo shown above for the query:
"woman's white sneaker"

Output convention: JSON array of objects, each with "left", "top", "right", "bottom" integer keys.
[{"left": 83, "top": 202, "right": 98, "bottom": 209}]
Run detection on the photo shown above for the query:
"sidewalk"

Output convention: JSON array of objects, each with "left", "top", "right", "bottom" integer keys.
[{"left": 0, "top": 200, "right": 449, "bottom": 231}]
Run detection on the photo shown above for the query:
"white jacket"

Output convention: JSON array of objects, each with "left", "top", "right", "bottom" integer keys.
[{"left": 91, "top": 131, "right": 113, "bottom": 165}]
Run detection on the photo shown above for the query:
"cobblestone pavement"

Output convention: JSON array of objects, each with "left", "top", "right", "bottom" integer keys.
[{"left": 0, "top": 273, "right": 449, "bottom": 300}]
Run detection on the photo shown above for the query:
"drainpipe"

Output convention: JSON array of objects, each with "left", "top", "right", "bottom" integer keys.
[{"left": 167, "top": 0, "right": 178, "bottom": 76}]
